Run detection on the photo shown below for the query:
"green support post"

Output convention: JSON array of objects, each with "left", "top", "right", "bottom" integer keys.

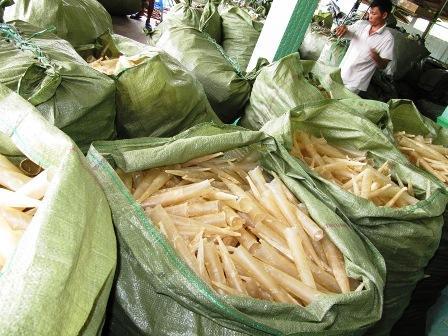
[
  {"left": 247, "top": 0, "right": 319, "bottom": 71},
  {"left": 274, "top": 0, "right": 319, "bottom": 61}
]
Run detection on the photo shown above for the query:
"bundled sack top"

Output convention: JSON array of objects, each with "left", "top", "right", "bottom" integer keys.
[
  {"left": 86, "top": 122, "right": 385, "bottom": 336},
  {"left": 262, "top": 99, "right": 448, "bottom": 336},
  {"left": 0, "top": 84, "right": 116, "bottom": 335},
  {"left": 85, "top": 32, "right": 221, "bottom": 139},
  {"left": 0, "top": 21, "right": 116, "bottom": 153},
  {"left": 241, "top": 53, "right": 358, "bottom": 130},
  {"left": 3, "top": 0, "right": 112, "bottom": 48}
]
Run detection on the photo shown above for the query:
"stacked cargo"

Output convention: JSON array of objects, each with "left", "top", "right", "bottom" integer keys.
[{"left": 0, "top": 1, "right": 447, "bottom": 335}]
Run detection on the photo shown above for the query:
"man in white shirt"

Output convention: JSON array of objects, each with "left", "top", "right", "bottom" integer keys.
[{"left": 335, "top": 0, "right": 394, "bottom": 94}]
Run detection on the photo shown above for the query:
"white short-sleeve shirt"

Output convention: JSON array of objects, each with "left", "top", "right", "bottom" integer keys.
[{"left": 340, "top": 20, "right": 395, "bottom": 92}]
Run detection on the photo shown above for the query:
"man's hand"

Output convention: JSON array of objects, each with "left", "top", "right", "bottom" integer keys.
[
  {"left": 334, "top": 25, "right": 348, "bottom": 37},
  {"left": 369, "top": 48, "right": 390, "bottom": 69}
]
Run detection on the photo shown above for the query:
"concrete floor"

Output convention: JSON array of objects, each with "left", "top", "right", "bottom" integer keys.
[{"left": 112, "top": 16, "right": 148, "bottom": 43}]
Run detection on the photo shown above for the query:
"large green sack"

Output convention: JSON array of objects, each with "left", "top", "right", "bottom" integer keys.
[
  {"left": 0, "top": 21, "right": 116, "bottom": 152},
  {"left": 150, "top": 0, "right": 222, "bottom": 45},
  {"left": 86, "top": 122, "right": 385, "bottom": 335},
  {"left": 4, "top": 0, "right": 112, "bottom": 48},
  {"left": 149, "top": 0, "right": 203, "bottom": 45},
  {"left": 385, "top": 100, "right": 448, "bottom": 145},
  {"left": 262, "top": 99, "right": 448, "bottom": 336},
  {"left": 156, "top": 26, "right": 252, "bottom": 123},
  {"left": 382, "top": 100, "right": 448, "bottom": 335},
  {"left": 218, "top": 2, "right": 263, "bottom": 71},
  {"left": 0, "top": 84, "right": 116, "bottom": 335},
  {"left": 200, "top": 0, "right": 222, "bottom": 43},
  {"left": 317, "top": 39, "right": 348, "bottom": 67},
  {"left": 97, "top": 0, "right": 141, "bottom": 16},
  {"left": 240, "top": 53, "right": 358, "bottom": 130},
  {"left": 89, "top": 33, "right": 221, "bottom": 138},
  {"left": 299, "top": 27, "right": 329, "bottom": 61}
]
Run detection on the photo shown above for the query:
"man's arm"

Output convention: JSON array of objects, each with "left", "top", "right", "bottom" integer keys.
[
  {"left": 371, "top": 36, "right": 395, "bottom": 70},
  {"left": 335, "top": 25, "right": 348, "bottom": 37},
  {"left": 334, "top": 21, "right": 363, "bottom": 39},
  {"left": 369, "top": 49, "right": 390, "bottom": 69}
]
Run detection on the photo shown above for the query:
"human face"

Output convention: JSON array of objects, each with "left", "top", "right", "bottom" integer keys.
[{"left": 368, "top": 6, "right": 387, "bottom": 27}]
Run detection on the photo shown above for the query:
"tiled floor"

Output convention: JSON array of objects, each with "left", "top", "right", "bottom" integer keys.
[{"left": 112, "top": 15, "right": 151, "bottom": 44}]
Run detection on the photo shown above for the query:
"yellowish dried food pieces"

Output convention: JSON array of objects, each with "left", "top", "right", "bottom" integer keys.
[
  {"left": 291, "top": 131, "right": 420, "bottom": 208},
  {"left": 115, "top": 151, "right": 361, "bottom": 306},
  {"left": 0, "top": 154, "right": 52, "bottom": 271},
  {"left": 88, "top": 54, "right": 147, "bottom": 76},
  {"left": 395, "top": 131, "right": 448, "bottom": 184}
]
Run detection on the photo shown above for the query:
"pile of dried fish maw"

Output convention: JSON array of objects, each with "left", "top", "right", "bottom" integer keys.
[
  {"left": 116, "top": 151, "right": 361, "bottom": 306},
  {"left": 395, "top": 131, "right": 448, "bottom": 184},
  {"left": 291, "top": 131, "right": 421, "bottom": 208},
  {"left": 0, "top": 154, "right": 51, "bottom": 271}
]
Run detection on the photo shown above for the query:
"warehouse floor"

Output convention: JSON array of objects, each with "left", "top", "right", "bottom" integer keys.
[{"left": 112, "top": 15, "right": 158, "bottom": 44}]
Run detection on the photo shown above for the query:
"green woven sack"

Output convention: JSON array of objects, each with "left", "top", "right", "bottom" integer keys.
[
  {"left": 4, "top": 0, "right": 112, "bottom": 48},
  {"left": 262, "top": 99, "right": 448, "bottom": 336},
  {"left": 88, "top": 32, "right": 221, "bottom": 138},
  {"left": 385, "top": 100, "right": 448, "bottom": 145},
  {"left": 156, "top": 26, "right": 251, "bottom": 123},
  {"left": 240, "top": 53, "right": 358, "bottom": 130},
  {"left": 218, "top": 2, "right": 263, "bottom": 71},
  {"left": 317, "top": 39, "right": 348, "bottom": 67},
  {"left": 200, "top": 0, "right": 222, "bottom": 43},
  {"left": 0, "top": 84, "right": 116, "bottom": 335},
  {"left": 299, "top": 28, "right": 328, "bottom": 61},
  {"left": 86, "top": 122, "right": 385, "bottom": 336},
  {"left": 150, "top": 0, "right": 222, "bottom": 45},
  {"left": 380, "top": 100, "right": 448, "bottom": 335},
  {"left": 0, "top": 21, "right": 116, "bottom": 152},
  {"left": 149, "top": 0, "right": 203, "bottom": 45},
  {"left": 97, "top": 0, "right": 141, "bottom": 16}
]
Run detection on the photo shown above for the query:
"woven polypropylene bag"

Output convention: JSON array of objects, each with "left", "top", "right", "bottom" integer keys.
[
  {"left": 86, "top": 122, "right": 385, "bottom": 336},
  {"left": 0, "top": 21, "right": 116, "bottom": 152},
  {"left": 317, "top": 40, "right": 348, "bottom": 67},
  {"left": 262, "top": 99, "right": 448, "bottom": 336},
  {"left": 299, "top": 28, "right": 328, "bottom": 61},
  {"left": 381, "top": 99, "right": 448, "bottom": 335},
  {"left": 240, "top": 53, "right": 358, "bottom": 130},
  {"left": 90, "top": 32, "right": 221, "bottom": 139},
  {"left": 0, "top": 84, "right": 116, "bottom": 335},
  {"left": 200, "top": 0, "right": 222, "bottom": 43},
  {"left": 218, "top": 3, "right": 263, "bottom": 71},
  {"left": 149, "top": 0, "right": 203, "bottom": 45},
  {"left": 156, "top": 26, "right": 251, "bottom": 123},
  {"left": 4, "top": 0, "right": 112, "bottom": 47}
]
